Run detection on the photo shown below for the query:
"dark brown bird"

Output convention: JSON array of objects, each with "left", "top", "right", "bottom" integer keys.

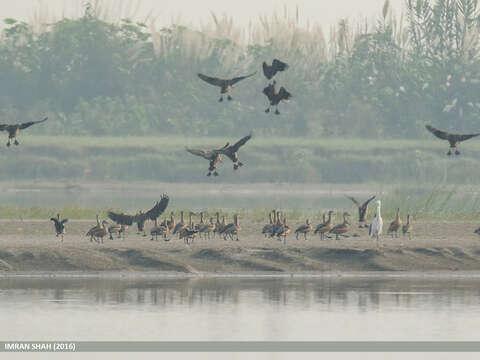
[
  {"left": 262, "top": 59, "right": 289, "bottom": 80},
  {"left": 263, "top": 81, "right": 292, "bottom": 114},
  {"left": 185, "top": 147, "right": 223, "bottom": 176},
  {"left": 50, "top": 213, "right": 68, "bottom": 242},
  {"left": 425, "top": 124, "right": 480, "bottom": 155},
  {"left": 217, "top": 132, "right": 252, "bottom": 170},
  {"left": 197, "top": 72, "right": 256, "bottom": 102},
  {"left": 345, "top": 195, "right": 376, "bottom": 228},
  {"left": 0, "top": 117, "right": 48, "bottom": 147},
  {"left": 107, "top": 194, "right": 169, "bottom": 237}
]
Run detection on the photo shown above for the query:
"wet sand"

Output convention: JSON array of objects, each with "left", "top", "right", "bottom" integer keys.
[{"left": 0, "top": 220, "right": 479, "bottom": 273}]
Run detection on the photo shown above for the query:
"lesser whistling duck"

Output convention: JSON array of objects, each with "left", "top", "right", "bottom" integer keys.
[
  {"left": 402, "top": 214, "right": 412, "bottom": 239},
  {"left": 217, "top": 132, "right": 252, "bottom": 170},
  {"left": 277, "top": 215, "right": 291, "bottom": 244},
  {"left": 262, "top": 59, "right": 289, "bottom": 80},
  {"left": 262, "top": 211, "right": 274, "bottom": 237},
  {"left": 388, "top": 208, "right": 403, "bottom": 238},
  {"left": 425, "top": 124, "right": 480, "bottom": 155},
  {"left": 0, "top": 117, "right": 48, "bottom": 147},
  {"left": 185, "top": 147, "right": 223, "bottom": 176},
  {"left": 295, "top": 219, "right": 313, "bottom": 240},
  {"left": 107, "top": 195, "right": 169, "bottom": 237},
  {"left": 222, "top": 214, "right": 241, "bottom": 241},
  {"left": 150, "top": 218, "right": 169, "bottom": 241},
  {"left": 197, "top": 72, "right": 256, "bottom": 102},
  {"left": 346, "top": 195, "right": 376, "bottom": 228},
  {"left": 263, "top": 80, "right": 292, "bottom": 114},
  {"left": 329, "top": 212, "right": 351, "bottom": 240},
  {"left": 179, "top": 212, "right": 198, "bottom": 244},
  {"left": 173, "top": 211, "right": 186, "bottom": 237},
  {"left": 199, "top": 217, "right": 215, "bottom": 240},
  {"left": 314, "top": 210, "right": 334, "bottom": 240},
  {"left": 50, "top": 213, "right": 68, "bottom": 242}
]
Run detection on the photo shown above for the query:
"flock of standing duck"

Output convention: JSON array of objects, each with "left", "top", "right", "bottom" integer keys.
[{"left": 0, "top": 58, "right": 476, "bottom": 245}]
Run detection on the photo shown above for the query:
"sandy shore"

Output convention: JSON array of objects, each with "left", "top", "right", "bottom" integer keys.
[{"left": 0, "top": 220, "right": 479, "bottom": 273}]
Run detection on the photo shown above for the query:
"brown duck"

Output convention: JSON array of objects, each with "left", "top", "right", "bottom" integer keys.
[
  {"left": 314, "top": 210, "right": 334, "bottom": 240},
  {"left": 425, "top": 124, "right": 480, "bottom": 155},
  {"left": 262, "top": 59, "right": 289, "bottom": 80},
  {"left": 217, "top": 132, "right": 252, "bottom": 170},
  {"left": 263, "top": 81, "right": 292, "bottom": 114},
  {"left": 402, "top": 214, "right": 412, "bottom": 239},
  {"left": 387, "top": 208, "right": 403, "bottom": 238},
  {"left": 295, "top": 219, "right": 313, "bottom": 240},
  {"left": 197, "top": 72, "right": 256, "bottom": 102},
  {"left": 329, "top": 212, "right": 351, "bottom": 240},
  {"left": 345, "top": 195, "right": 376, "bottom": 228},
  {"left": 0, "top": 117, "right": 48, "bottom": 147}
]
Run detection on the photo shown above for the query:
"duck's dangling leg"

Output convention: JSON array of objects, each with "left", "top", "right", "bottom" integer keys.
[
  {"left": 218, "top": 96, "right": 224, "bottom": 102},
  {"left": 274, "top": 106, "right": 280, "bottom": 115},
  {"left": 227, "top": 95, "right": 233, "bottom": 101},
  {"left": 455, "top": 150, "right": 460, "bottom": 155},
  {"left": 14, "top": 138, "right": 19, "bottom": 145},
  {"left": 6, "top": 139, "right": 10, "bottom": 147},
  {"left": 265, "top": 107, "right": 270, "bottom": 113},
  {"left": 213, "top": 171, "right": 219, "bottom": 176}
]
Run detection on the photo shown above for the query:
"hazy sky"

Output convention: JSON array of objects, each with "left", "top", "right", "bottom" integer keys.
[{"left": 1, "top": 0, "right": 404, "bottom": 30}]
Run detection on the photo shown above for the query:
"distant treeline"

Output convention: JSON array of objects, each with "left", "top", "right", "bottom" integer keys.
[{"left": 0, "top": 0, "right": 479, "bottom": 138}]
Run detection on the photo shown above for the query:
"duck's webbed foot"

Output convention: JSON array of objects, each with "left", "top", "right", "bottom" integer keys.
[
  {"left": 218, "top": 96, "right": 223, "bottom": 102},
  {"left": 14, "top": 139, "right": 19, "bottom": 146},
  {"left": 274, "top": 109, "right": 280, "bottom": 115},
  {"left": 447, "top": 150, "right": 452, "bottom": 156},
  {"left": 233, "top": 164, "right": 239, "bottom": 170},
  {"left": 6, "top": 141, "right": 10, "bottom": 147},
  {"left": 238, "top": 162, "right": 243, "bottom": 167},
  {"left": 265, "top": 108, "right": 270, "bottom": 113},
  {"left": 213, "top": 171, "right": 219, "bottom": 176},
  {"left": 227, "top": 95, "right": 233, "bottom": 101},
  {"left": 455, "top": 150, "right": 460, "bottom": 155},
  {"left": 207, "top": 172, "right": 212, "bottom": 176}
]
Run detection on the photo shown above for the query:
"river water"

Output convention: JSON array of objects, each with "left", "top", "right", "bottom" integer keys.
[{"left": 1, "top": 274, "right": 480, "bottom": 342}]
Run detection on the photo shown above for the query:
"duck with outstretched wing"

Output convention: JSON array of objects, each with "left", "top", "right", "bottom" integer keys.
[
  {"left": 197, "top": 72, "right": 256, "bottom": 102},
  {"left": 425, "top": 124, "right": 480, "bottom": 155}
]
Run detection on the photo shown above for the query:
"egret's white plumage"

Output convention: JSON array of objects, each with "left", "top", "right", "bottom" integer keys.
[{"left": 369, "top": 200, "right": 383, "bottom": 242}]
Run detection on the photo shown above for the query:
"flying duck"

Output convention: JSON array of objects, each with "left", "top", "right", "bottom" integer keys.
[
  {"left": 0, "top": 117, "right": 48, "bottom": 147},
  {"left": 425, "top": 124, "right": 480, "bottom": 155},
  {"left": 263, "top": 81, "right": 292, "bottom": 114},
  {"left": 218, "top": 132, "right": 252, "bottom": 170},
  {"left": 262, "top": 59, "right": 289, "bottom": 80},
  {"left": 197, "top": 72, "right": 256, "bottom": 102},
  {"left": 185, "top": 147, "right": 223, "bottom": 176},
  {"left": 107, "top": 194, "right": 169, "bottom": 236}
]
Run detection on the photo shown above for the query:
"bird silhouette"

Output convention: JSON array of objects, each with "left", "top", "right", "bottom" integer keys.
[
  {"left": 425, "top": 124, "right": 480, "bottom": 155},
  {"left": 197, "top": 72, "right": 256, "bottom": 102},
  {"left": 0, "top": 117, "right": 48, "bottom": 147}
]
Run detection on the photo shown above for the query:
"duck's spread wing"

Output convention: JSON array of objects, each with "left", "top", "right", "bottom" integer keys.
[
  {"left": 272, "top": 59, "right": 289, "bottom": 72},
  {"left": 197, "top": 73, "right": 224, "bottom": 87},
  {"left": 144, "top": 194, "right": 170, "bottom": 221},
  {"left": 262, "top": 62, "right": 272, "bottom": 79},
  {"left": 425, "top": 125, "right": 449, "bottom": 140},
  {"left": 457, "top": 133, "right": 480, "bottom": 142},
  {"left": 186, "top": 148, "right": 211, "bottom": 160},
  {"left": 108, "top": 211, "right": 135, "bottom": 226},
  {"left": 19, "top": 117, "right": 48, "bottom": 130},
  {"left": 345, "top": 195, "right": 360, "bottom": 207},
  {"left": 362, "top": 195, "right": 376, "bottom": 207},
  {"left": 229, "top": 71, "right": 257, "bottom": 85},
  {"left": 231, "top": 133, "right": 252, "bottom": 151},
  {"left": 278, "top": 87, "right": 292, "bottom": 100}
]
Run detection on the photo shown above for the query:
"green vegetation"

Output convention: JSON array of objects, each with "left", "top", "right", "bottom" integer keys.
[{"left": 0, "top": 0, "right": 479, "bottom": 138}]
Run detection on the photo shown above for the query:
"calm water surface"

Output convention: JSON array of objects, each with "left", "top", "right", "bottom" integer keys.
[{"left": 1, "top": 275, "right": 480, "bottom": 341}]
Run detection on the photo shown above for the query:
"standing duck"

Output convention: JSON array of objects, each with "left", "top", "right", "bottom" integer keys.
[
  {"left": 295, "top": 219, "right": 313, "bottom": 240},
  {"left": 263, "top": 81, "right": 292, "bottom": 114},
  {"left": 277, "top": 215, "right": 291, "bottom": 244},
  {"left": 329, "top": 212, "right": 351, "bottom": 240},
  {"left": 262, "top": 211, "right": 274, "bottom": 237},
  {"left": 173, "top": 211, "right": 186, "bottom": 237},
  {"left": 314, "top": 210, "right": 334, "bottom": 240},
  {"left": 369, "top": 200, "right": 384, "bottom": 244},
  {"left": 425, "top": 124, "right": 480, "bottom": 155},
  {"left": 50, "top": 213, "right": 68, "bottom": 242},
  {"left": 387, "top": 208, "right": 403, "bottom": 238},
  {"left": 222, "top": 214, "right": 241, "bottom": 241},
  {"left": 402, "top": 214, "right": 413, "bottom": 239},
  {"left": 197, "top": 72, "right": 256, "bottom": 102},
  {"left": 0, "top": 117, "right": 48, "bottom": 147},
  {"left": 345, "top": 195, "right": 376, "bottom": 228}
]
